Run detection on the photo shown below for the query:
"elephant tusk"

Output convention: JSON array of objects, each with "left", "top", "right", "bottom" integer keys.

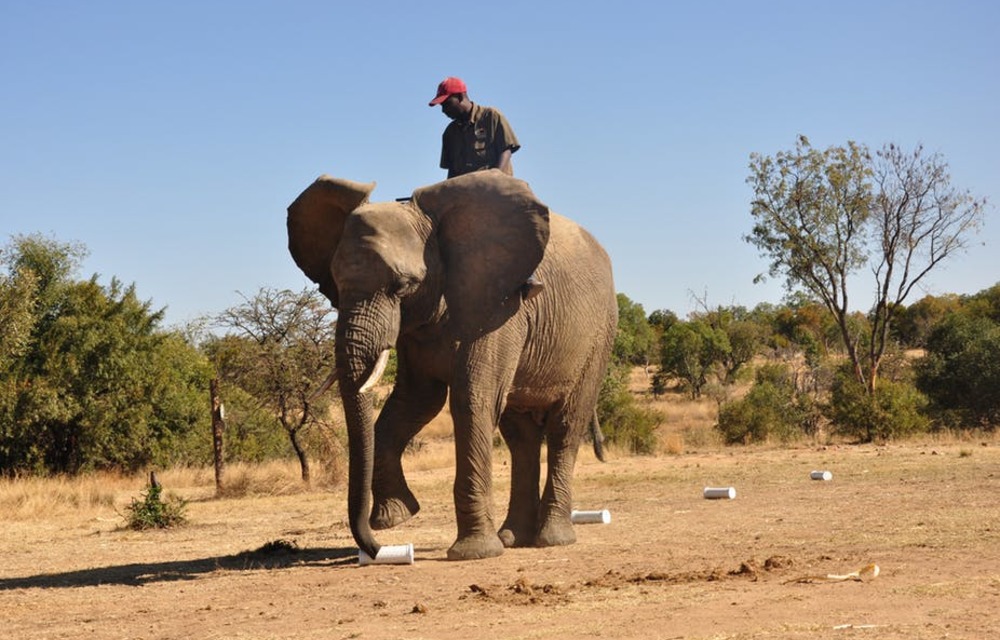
[
  {"left": 359, "top": 349, "right": 391, "bottom": 394},
  {"left": 308, "top": 370, "right": 339, "bottom": 402}
]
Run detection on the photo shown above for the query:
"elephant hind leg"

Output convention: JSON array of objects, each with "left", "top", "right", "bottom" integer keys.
[
  {"left": 534, "top": 413, "right": 580, "bottom": 548},
  {"left": 498, "top": 409, "right": 543, "bottom": 548},
  {"left": 536, "top": 352, "right": 608, "bottom": 547},
  {"left": 535, "top": 393, "right": 596, "bottom": 547}
]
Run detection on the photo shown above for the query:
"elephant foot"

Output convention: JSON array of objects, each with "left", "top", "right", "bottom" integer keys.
[
  {"left": 535, "top": 518, "right": 577, "bottom": 548},
  {"left": 370, "top": 493, "right": 420, "bottom": 530},
  {"left": 498, "top": 519, "right": 537, "bottom": 548},
  {"left": 447, "top": 532, "right": 505, "bottom": 561}
]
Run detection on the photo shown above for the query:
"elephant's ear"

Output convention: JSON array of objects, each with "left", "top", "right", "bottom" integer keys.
[
  {"left": 412, "top": 170, "right": 549, "bottom": 339},
  {"left": 287, "top": 175, "right": 376, "bottom": 307}
]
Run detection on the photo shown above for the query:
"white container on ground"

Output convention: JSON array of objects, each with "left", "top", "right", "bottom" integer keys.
[
  {"left": 358, "top": 543, "right": 414, "bottom": 566},
  {"left": 703, "top": 487, "right": 736, "bottom": 499},
  {"left": 571, "top": 509, "right": 612, "bottom": 524},
  {"left": 810, "top": 470, "right": 833, "bottom": 481}
]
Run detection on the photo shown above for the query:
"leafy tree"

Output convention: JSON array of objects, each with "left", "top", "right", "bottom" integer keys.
[
  {"left": 648, "top": 309, "right": 678, "bottom": 333},
  {"left": 0, "top": 257, "right": 39, "bottom": 429},
  {"left": 747, "top": 136, "right": 986, "bottom": 396},
  {"left": 692, "top": 305, "right": 769, "bottom": 385},
  {"left": 960, "top": 282, "right": 1000, "bottom": 324},
  {"left": 719, "top": 319, "right": 767, "bottom": 383},
  {"left": 614, "top": 294, "right": 657, "bottom": 368},
  {"left": 892, "top": 293, "right": 963, "bottom": 347},
  {"left": 657, "top": 320, "right": 729, "bottom": 398},
  {"left": 0, "top": 235, "right": 211, "bottom": 474},
  {"left": 210, "top": 287, "right": 338, "bottom": 483},
  {"left": 916, "top": 313, "right": 1000, "bottom": 428}
]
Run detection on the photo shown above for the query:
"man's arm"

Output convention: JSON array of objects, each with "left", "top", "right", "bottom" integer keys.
[{"left": 494, "top": 148, "right": 513, "bottom": 174}]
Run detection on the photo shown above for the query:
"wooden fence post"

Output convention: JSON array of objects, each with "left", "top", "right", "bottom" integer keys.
[{"left": 210, "top": 378, "right": 225, "bottom": 495}]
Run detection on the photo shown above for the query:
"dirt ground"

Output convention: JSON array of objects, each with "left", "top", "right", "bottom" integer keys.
[{"left": 2, "top": 439, "right": 999, "bottom": 640}]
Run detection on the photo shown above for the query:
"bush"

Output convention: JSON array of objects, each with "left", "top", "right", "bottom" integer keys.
[
  {"left": 597, "top": 363, "right": 663, "bottom": 454},
  {"left": 716, "top": 364, "right": 812, "bottom": 444},
  {"left": 122, "top": 482, "right": 188, "bottom": 530},
  {"left": 916, "top": 314, "right": 1000, "bottom": 428},
  {"left": 828, "top": 369, "right": 929, "bottom": 442}
]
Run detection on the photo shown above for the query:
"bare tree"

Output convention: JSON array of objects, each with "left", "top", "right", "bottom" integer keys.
[
  {"left": 746, "top": 136, "right": 986, "bottom": 394},
  {"left": 868, "top": 143, "right": 986, "bottom": 386},
  {"left": 212, "top": 287, "right": 337, "bottom": 482}
]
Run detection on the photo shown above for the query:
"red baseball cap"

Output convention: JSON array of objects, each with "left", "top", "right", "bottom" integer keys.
[{"left": 428, "top": 77, "right": 467, "bottom": 106}]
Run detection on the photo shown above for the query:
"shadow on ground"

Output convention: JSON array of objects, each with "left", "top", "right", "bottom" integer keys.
[{"left": 0, "top": 543, "right": 358, "bottom": 590}]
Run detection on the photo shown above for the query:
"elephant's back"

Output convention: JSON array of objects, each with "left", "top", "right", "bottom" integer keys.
[
  {"left": 546, "top": 212, "right": 615, "bottom": 313},
  {"left": 548, "top": 212, "right": 612, "bottom": 271}
]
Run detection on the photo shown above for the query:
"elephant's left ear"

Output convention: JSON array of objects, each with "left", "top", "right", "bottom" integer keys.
[
  {"left": 287, "top": 175, "right": 376, "bottom": 307},
  {"left": 413, "top": 170, "right": 549, "bottom": 339}
]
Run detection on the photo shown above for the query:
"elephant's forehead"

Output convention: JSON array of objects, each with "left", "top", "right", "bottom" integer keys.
[
  {"left": 335, "top": 203, "right": 425, "bottom": 274},
  {"left": 348, "top": 205, "right": 422, "bottom": 248}
]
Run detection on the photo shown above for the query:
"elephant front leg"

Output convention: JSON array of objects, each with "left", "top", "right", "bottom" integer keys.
[
  {"left": 447, "top": 399, "right": 505, "bottom": 560},
  {"left": 371, "top": 379, "right": 448, "bottom": 530},
  {"left": 498, "top": 410, "right": 542, "bottom": 548},
  {"left": 446, "top": 338, "right": 520, "bottom": 560}
]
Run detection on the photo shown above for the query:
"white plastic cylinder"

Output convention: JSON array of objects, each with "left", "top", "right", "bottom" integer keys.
[
  {"left": 358, "top": 543, "right": 414, "bottom": 566},
  {"left": 810, "top": 470, "right": 833, "bottom": 481},
  {"left": 703, "top": 486, "right": 736, "bottom": 499},
  {"left": 571, "top": 509, "right": 611, "bottom": 524}
]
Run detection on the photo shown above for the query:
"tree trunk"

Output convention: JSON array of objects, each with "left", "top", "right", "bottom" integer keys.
[{"left": 289, "top": 429, "right": 311, "bottom": 484}]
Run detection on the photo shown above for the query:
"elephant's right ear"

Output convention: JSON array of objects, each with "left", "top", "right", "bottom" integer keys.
[{"left": 287, "top": 175, "right": 376, "bottom": 307}]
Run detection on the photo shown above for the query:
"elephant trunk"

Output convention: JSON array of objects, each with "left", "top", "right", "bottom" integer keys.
[
  {"left": 336, "top": 300, "right": 399, "bottom": 560},
  {"left": 341, "top": 388, "right": 379, "bottom": 559}
]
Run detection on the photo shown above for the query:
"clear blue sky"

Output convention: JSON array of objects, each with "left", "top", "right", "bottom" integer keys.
[{"left": 2, "top": 1, "right": 997, "bottom": 327}]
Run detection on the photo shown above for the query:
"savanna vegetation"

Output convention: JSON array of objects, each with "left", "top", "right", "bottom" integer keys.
[{"left": 1, "top": 139, "right": 992, "bottom": 486}]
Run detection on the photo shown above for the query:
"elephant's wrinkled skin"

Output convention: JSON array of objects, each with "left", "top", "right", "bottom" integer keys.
[{"left": 287, "top": 170, "right": 617, "bottom": 561}]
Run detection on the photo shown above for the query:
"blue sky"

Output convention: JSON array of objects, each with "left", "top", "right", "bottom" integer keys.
[{"left": 2, "top": 1, "right": 997, "bottom": 328}]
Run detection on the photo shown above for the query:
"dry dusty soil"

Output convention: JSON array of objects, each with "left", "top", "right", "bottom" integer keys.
[{"left": 2, "top": 442, "right": 999, "bottom": 639}]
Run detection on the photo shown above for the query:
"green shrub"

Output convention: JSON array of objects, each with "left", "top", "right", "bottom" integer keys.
[
  {"left": 122, "top": 483, "right": 188, "bottom": 530},
  {"left": 716, "top": 363, "right": 811, "bottom": 444},
  {"left": 916, "top": 314, "right": 1000, "bottom": 428},
  {"left": 597, "top": 363, "right": 663, "bottom": 454},
  {"left": 828, "top": 369, "right": 929, "bottom": 442}
]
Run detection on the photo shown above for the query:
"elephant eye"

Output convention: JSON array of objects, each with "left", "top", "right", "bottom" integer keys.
[{"left": 390, "top": 275, "right": 419, "bottom": 297}]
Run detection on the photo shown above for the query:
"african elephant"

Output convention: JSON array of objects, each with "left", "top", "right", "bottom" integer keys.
[{"left": 287, "top": 170, "right": 617, "bottom": 561}]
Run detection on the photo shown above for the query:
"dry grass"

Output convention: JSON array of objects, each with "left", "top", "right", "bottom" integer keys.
[
  {"left": 0, "top": 462, "right": 336, "bottom": 524},
  {"left": 627, "top": 366, "right": 726, "bottom": 454},
  {"left": 215, "top": 459, "right": 347, "bottom": 498},
  {"left": 0, "top": 473, "right": 124, "bottom": 521},
  {"left": 4, "top": 367, "right": 994, "bottom": 525}
]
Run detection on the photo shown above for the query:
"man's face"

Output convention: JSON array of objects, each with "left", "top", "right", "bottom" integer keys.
[{"left": 440, "top": 94, "right": 463, "bottom": 120}]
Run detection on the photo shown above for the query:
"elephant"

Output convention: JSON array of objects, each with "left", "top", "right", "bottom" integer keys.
[{"left": 287, "top": 169, "right": 617, "bottom": 561}]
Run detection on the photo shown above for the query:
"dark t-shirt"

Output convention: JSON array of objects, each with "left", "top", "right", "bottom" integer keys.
[{"left": 439, "top": 103, "right": 520, "bottom": 177}]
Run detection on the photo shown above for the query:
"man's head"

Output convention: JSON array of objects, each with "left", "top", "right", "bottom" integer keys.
[{"left": 429, "top": 76, "right": 471, "bottom": 120}]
